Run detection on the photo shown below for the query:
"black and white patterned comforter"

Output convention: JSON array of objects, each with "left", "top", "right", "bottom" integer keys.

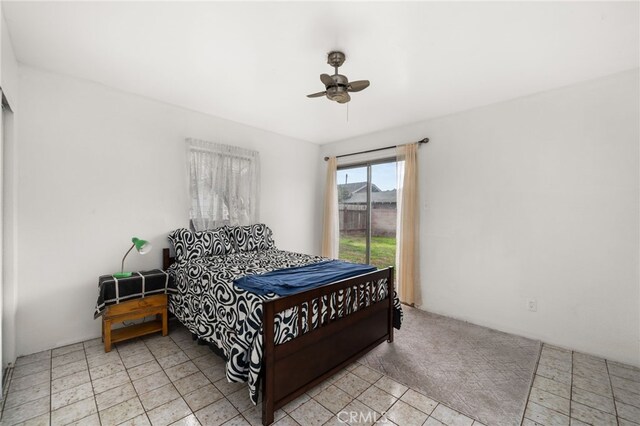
[{"left": 167, "top": 249, "right": 401, "bottom": 403}]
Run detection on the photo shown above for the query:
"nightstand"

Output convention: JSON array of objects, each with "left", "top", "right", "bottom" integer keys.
[
  {"left": 95, "top": 269, "right": 175, "bottom": 352},
  {"left": 101, "top": 294, "right": 168, "bottom": 352}
]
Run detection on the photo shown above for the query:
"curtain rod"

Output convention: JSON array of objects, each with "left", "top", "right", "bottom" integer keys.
[{"left": 323, "top": 137, "right": 429, "bottom": 161}]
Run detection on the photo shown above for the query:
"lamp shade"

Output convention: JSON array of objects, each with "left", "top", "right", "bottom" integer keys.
[
  {"left": 132, "top": 237, "right": 152, "bottom": 255},
  {"left": 113, "top": 237, "right": 153, "bottom": 278}
]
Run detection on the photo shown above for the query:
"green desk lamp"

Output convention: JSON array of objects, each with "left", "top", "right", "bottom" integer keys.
[{"left": 113, "top": 237, "right": 152, "bottom": 278}]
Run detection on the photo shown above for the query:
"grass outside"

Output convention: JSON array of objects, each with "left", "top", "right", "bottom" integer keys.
[{"left": 339, "top": 235, "right": 396, "bottom": 270}]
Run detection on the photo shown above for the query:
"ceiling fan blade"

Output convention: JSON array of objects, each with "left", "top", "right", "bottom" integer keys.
[
  {"left": 320, "top": 74, "right": 334, "bottom": 87},
  {"left": 306, "top": 91, "right": 326, "bottom": 98},
  {"left": 347, "top": 80, "right": 370, "bottom": 92}
]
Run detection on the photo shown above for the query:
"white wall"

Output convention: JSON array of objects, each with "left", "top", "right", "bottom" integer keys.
[
  {"left": 14, "top": 66, "right": 321, "bottom": 357},
  {"left": 321, "top": 69, "right": 640, "bottom": 366}
]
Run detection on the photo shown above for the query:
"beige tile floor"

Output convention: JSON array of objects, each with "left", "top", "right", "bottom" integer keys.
[
  {"left": 1, "top": 321, "right": 638, "bottom": 426},
  {"left": 523, "top": 345, "right": 640, "bottom": 426}
]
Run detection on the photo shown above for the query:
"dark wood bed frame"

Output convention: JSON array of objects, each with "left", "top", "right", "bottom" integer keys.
[{"left": 162, "top": 248, "right": 395, "bottom": 426}]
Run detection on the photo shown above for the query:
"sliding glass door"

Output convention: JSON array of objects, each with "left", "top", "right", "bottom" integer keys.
[
  {"left": 337, "top": 165, "right": 368, "bottom": 264},
  {"left": 337, "top": 160, "right": 397, "bottom": 269}
]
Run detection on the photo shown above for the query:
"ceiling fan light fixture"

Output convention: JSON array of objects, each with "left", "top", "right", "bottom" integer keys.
[{"left": 326, "top": 86, "right": 350, "bottom": 103}]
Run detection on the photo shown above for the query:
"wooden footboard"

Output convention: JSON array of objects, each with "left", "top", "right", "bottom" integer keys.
[{"left": 261, "top": 267, "right": 394, "bottom": 425}]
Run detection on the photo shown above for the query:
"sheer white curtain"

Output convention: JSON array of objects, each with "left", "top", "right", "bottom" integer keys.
[
  {"left": 321, "top": 157, "right": 339, "bottom": 258},
  {"left": 396, "top": 143, "right": 420, "bottom": 305},
  {"left": 187, "top": 138, "right": 260, "bottom": 231}
]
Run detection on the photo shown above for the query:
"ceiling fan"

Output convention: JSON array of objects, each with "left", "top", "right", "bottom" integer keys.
[{"left": 307, "top": 51, "right": 370, "bottom": 104}]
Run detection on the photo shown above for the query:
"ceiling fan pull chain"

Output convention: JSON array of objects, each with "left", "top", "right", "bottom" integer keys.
[{"left": 347, "top": 102, "right": 349, "bottom": 122}]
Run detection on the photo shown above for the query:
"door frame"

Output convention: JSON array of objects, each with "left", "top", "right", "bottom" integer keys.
[{"left": 1, "top": 89, "right": 13, "bottom": 395}]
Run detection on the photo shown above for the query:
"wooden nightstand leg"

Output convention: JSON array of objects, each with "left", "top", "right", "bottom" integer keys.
[
  {"left": 104, "top": 319, "right": 112, "bottom": 352},
  {"left": 162, "top": 308, "right": 168, "bottom": 336}
]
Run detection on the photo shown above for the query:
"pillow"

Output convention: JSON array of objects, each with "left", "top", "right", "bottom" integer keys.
[
  {"left": 168, "top": 227, "right": 233, "bottom": 262},
  {"left": 227, "top": 223, "right": 275, "bottom": 252}
]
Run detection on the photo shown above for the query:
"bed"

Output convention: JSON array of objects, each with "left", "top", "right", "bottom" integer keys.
[{"left": 164, "top": 224, "right": 402, "bottom": 425}]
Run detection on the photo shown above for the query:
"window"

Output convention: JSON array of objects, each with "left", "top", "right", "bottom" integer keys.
[
  {"left": 337, "top": 159, "right": 397, "bottom": 269},
  {"left": 188, "top": 139, "right": 259, "bottom": 231}
]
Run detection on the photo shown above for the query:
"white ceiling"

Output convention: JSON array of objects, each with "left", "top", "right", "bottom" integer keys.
[{"left": 3, "top": 1, "right": 639, "bottom": 144}]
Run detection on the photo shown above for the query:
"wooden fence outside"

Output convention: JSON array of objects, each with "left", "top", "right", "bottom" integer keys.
[{"left": 339, "top": 204, "right": 396, "bottom": 237}]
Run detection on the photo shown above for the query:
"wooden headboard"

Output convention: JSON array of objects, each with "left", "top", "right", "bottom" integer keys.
[{"left": 163, "top": 248, "right": 175, "bottom": 270}]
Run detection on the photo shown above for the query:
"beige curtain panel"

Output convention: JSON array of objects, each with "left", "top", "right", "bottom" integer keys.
[
  {"left": 321, "top": 157, "right": 339, "bottom": 258},
  {"left": 396, "top": 143, "right": 420, "bottom": 305}
]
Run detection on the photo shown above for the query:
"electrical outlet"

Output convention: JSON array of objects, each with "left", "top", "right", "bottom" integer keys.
[{"left": 527, "top": 299, "right": 537, "bottom": 312}]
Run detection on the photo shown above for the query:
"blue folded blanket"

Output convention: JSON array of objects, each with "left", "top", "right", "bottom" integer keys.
[{"left": 233, "top": 259, "right": 377, "bottom": 296}]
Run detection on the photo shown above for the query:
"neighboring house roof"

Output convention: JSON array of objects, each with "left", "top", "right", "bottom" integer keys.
[
  {"left": 342, "top": 189, "right": 397, "bottom": 204},
  {"left": 337, "top": 181, "right": 381, "bottom": 194}
]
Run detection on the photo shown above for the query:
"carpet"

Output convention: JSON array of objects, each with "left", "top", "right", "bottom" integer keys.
[{"left": 360, "top": 306, "right": 541, "bottom": 425}]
